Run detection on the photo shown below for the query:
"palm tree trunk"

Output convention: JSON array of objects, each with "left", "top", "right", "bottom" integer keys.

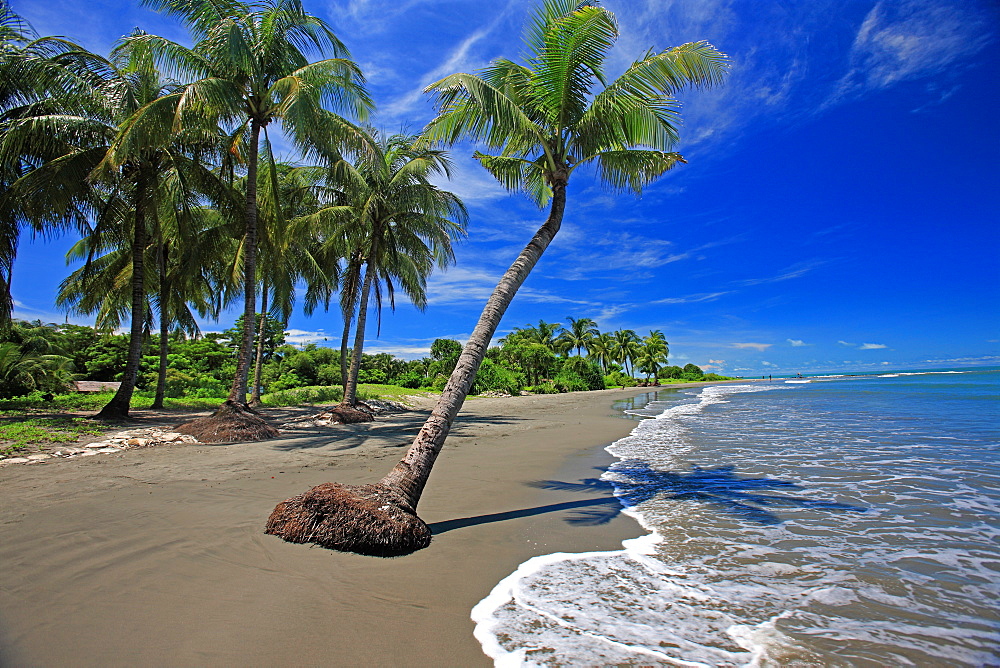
[
  {"left": 380, "top": 182, "right": 568, "bottom": 509},
  {"left": 152, "top": 242, "right": 168, "bottom": 409},
  {"left": 96, "top": 169, "right": 148, "bottom": 420},
  {"left": 339, "top": 308, "right": 352, "bottom": 397},
  {"left": 342, "top": 255, "right": 375, "bottom": 407},
  {"left": 227, "top": 119, "right": 261, "bottom": 406},
  {"left": 249, "top": 286, "right": 268, "bottom": 406}
]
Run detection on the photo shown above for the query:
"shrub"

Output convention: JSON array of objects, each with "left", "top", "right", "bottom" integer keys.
[
  {"left": 431, "top": 374, "right": 450, "bottom": 392},
  {"left": 268, "top": 370, "right": 309, "bottom": 392},
  {"left": 604, "top": 371, "right": 638, "bottom": 387},
  {"left": 471, "top": 358, "right": 523, "bottom": 396},
  {"left": 682, "top": 363, "right": 703, "bottom": 376},
  {"left": 552, "top": 371, "right": 586, "bottom": 392},
  {"left": 527, "top": 382, "right": 559, "bottom": 394},
  {"left": 662, "top": 365, "right": 683, "bottom": 379},
  {"left": 392, "top": 371, "right": 425, "bottom": 389},
  {"left": 560, "top": 357, "right": 605, "bottom": 391},
  {"left": 358, "top": 368, "right": 387, "bottom": 385},
  {"left": 261, "top": 385, "right": 343, "bottom": 406}
]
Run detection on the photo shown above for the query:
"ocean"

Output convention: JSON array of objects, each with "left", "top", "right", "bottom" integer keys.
[{"left": 472, "top": 368, "right": 1000, "bottom": 667}]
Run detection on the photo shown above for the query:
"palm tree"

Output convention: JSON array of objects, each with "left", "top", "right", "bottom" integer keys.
[
  {"left": 122, "top": 0, "right": 371, "bottom": 423},
  {"left": 0, "top": 3, "right": 84, "bottom": 328},
  {"left": 239, "top": 158, "right": 339, "bottom": 405},
  {"left": 8, "top": 35, "right": 230, "bottom": 419},
  {"left": 266, "top": 0, "right": 727, "bottom": 556},
  {"left": 636, "top": 331, "right": 669, "bottom": 382},
  {"left": 559, "top": 316, "right": 598, "bottom": 356},
  {"left": 587, "top": 331, "right": 615, "bottom": 374},
  {"left": 310, "top": 129, "right": 466, "bottom": 408},
  {"left": 612, "top": 328, "right": 640, "bottom": 377}
]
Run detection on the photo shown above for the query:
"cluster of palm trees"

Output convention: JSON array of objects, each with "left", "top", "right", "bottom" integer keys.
[
  {"left": 502, "top": 317, "right": 671, "bottom": 382},
  {"left": 0, "top": 0, "right": 466, "bottom": 419}
]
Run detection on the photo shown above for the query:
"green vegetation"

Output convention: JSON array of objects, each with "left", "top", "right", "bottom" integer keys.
[
  {"left": 0, "top": 416, "right": 107, "bottom": 457},
  {"left": 0, "top": 318, "right": 733, "bottom": 418}
]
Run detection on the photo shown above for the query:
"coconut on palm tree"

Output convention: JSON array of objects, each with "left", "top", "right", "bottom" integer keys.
[{"left": 266, "top": 0, "right": 727, "bottom": 556}]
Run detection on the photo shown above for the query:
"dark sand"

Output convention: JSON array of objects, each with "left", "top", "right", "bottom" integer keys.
[{"left": 0, "top": 385, "right": 718, "bottom": 666}]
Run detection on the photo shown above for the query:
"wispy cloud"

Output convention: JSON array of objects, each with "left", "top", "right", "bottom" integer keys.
[
  {"left": 859, "top": 342, "right": 888, "bottom": 350},
  {"left": 787, "top": 338, "right": 808, "bottom": 347},
  {"left": 611, "top": 0, "right": 993, "bottom": 159},
  {"left": 425, "top": 265, "right": 590, "bottom": 307},
  {"left": 740, "top": 260, "right": 823, "bottom": 286},
  {"left": 650, "top": 292, "right": 730, "bottom": 306},
  {"left": 731, "top": 342, "right": 772, "bottom": 351},
  {"left": 838, "top": 340, "right": 856, "bottom": 346},
  {"left": 827, "top": 0, "right": 993, "bottom": 107},
  {"left": 376, "top": 4, "right": 514, "bottom": 121}
]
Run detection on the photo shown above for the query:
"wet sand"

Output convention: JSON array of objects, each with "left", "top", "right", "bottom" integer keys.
[{"left": 0, "top": 385, "right": 720, "bottom": 667}]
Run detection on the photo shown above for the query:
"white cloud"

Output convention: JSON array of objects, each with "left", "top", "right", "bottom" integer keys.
[
  {"left": 859, "top": 342, "right": 888, "bottom": 350},
  {"left": 740, "top": 261, "right": 823, "bottom": 286},
  {"left": 430, "top": 153, "right": 511, "bottom": 204},
  {"left": 838, "top": 340, "right": 856, "bottom": 346},
  {"left": 284, "top": 329, "right": 334, "bottom": 346},
  {"left": 828, "top": 0, "right": 992, "bottom": 106},
  {"left": 731, "top": 342, "right": 772, "bottom": 351},
  {"left": 650, "top": 292, "right": 729, "bottom": 306},
  {"left": 377, "top": 5, "right": 513, "bottom": 121},
  {"left": 425, "top": 265, "right": 589, "bottom": 307},
  {"left": 787, "top": 338, "right": 808, "bottom": 347}
]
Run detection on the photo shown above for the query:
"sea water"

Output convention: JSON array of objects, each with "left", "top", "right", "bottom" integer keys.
[{"left": 472, "top": 369, "right": 1000, "bottom": 667}]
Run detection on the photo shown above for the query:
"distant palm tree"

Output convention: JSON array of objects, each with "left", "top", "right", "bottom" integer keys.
[
  {"left": 312, "top": 129, "right": 466, "bottom": 407},
  {"left": 612, "top": 329, "right": 641, "bottom": 377},
  {"left": 587, "top": 331, "right": 615, "bottom": 374},
  {"left": 559, "top": 316, "right": 598, "bottom": 356},
  {"left": 265, "top": 0, "right": 728, "bottom": 556}
]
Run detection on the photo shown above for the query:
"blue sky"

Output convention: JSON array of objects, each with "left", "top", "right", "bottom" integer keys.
[{"left": 10, "top": 0, "right": 1000, "bottom": 375}]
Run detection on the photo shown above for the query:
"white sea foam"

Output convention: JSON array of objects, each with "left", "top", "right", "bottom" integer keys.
[{"left": 472, "top": 373, "right": 1000, "bottom": 666}]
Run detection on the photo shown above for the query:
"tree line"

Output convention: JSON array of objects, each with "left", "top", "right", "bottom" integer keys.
[{"left": 0, "top": 316, "right": 727, "bottom": 402}]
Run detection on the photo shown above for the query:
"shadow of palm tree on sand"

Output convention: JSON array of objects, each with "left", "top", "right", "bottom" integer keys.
[{"left": 429, "top": 460, "right": 866, "bottom": 534}]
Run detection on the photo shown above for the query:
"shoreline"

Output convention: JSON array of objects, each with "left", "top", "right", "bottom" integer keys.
[{"left": 0, "top": 383, "right": 726, "bottom": 666}]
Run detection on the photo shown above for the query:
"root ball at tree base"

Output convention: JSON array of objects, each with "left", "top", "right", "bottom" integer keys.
[{"left": 264, "top": 482, "right": 432, "bottom": 557}]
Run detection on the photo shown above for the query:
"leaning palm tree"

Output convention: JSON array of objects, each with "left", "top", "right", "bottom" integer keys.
[
  {"left": 122, "top": 0, "right": 370, "bottom": 437},
  {"left": 266, "top": 0, "right": 727, "bottom": 556}
]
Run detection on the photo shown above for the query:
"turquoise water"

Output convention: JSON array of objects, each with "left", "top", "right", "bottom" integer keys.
[{"left": 473, "top": 369, "right": 1000, "bottom": 666}]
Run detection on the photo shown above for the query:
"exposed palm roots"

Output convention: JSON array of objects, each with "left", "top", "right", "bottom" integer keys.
[
  {"left": 176, "top": 400, "right": 280, "bottom": 443},
  {"left": 265, "top": 482, "right": 432, "bottom": 557}
]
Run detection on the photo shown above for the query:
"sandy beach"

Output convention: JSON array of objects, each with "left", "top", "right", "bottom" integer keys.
[{"left": 0, "top": 385, "right": 724, "bottom": 667}]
